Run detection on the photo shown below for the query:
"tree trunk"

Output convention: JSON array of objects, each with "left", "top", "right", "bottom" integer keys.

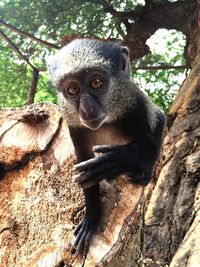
[
  {"left": 142, "top": 16, "right": 200, "bottom": 266},
  {"left": 0, "top": 13, "right": 200, "bottom": 267}
]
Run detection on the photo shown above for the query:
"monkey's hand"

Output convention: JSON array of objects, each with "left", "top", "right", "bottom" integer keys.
[
  {"left": 73, "top": 214, "right": 98, "bottom": 256},
  {"left": 73, "top": 144, "right": 150, "bottom": 189},
  {"left": 73, "top": 184, "right": 101, "bottom": 257}
]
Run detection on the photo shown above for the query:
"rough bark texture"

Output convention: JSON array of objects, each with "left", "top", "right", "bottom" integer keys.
[
  {"left": 0, "top": 103, "right": 146, "bottom": 267},
  {"left": 143, "top": 13, "right": 200, "bottom": 267},
  {"left": 1, "top": 5, "right": 200, "bottom": 267},
  {"left": 27, "top": 69, "right": 39, "bottom": 105}
]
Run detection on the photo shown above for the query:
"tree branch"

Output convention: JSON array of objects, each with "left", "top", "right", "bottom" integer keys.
[
  {"left": 128, "top": 0, "right": 196, "bottom": 40},
  {"left": 27, "top": 69, "right": 39, "bottom": 105},
  {"left": 132, "top": 65, "right": 189, "bottom": 71},
  {"left": 144, "top": 0, "right": 154, "bottom": 10},
  {"left": 0, "top": 29, "right": 41, "bottom": 104},
  {"left": 89, "top": 0, "right": 196, "bottom": 36},
  {"left": 89, "top": 0, "right": 138, "bottom": 20},
  {"left": 87, "top": 0, "right": 196, "bottom": 60},
  {"left": 0, "top": 19, "right": 60, "bottom": 49},
  {"left": 0, "top": 29, "right": 35, "bottom": 70}
]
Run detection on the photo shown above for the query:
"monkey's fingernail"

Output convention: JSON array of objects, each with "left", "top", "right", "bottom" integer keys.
[
  {"left": 72, "top": 174, "right": 79, "bottom": 182},
  {"left": 73, "top": 163, "right": 82, "bottom": 170},
  {"left": 72, "top": 171, "right": 86, "bottom": 182},
  {"left": 72, "top": 165, "right": 77, "bottom": 171},
  {"left": 93, "top": 146, "right": 99, "bottom": 151},
  {"left": 81, "top": 180, "right": 97, "bottom": 189}
]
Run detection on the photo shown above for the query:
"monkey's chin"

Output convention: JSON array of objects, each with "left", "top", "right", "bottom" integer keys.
[{"left": 80, "top": 116, "right": 106, "bottom": 130}]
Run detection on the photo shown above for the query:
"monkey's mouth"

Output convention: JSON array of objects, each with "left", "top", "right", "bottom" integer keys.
[{"left": 80, "top": 115, "right": 106, "bottom": 130}]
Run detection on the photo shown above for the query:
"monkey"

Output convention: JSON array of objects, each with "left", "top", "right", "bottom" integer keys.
[{"left": 47, "top": 39, "right": 165, "bottom": 257}]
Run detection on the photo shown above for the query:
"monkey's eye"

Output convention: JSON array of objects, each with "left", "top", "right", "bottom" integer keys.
[
  {"left": 90, "top": 78, "right": 103, "bottom": 89},
  {"left": 65, "top": 84, "right": 80, "bottom": 97}
]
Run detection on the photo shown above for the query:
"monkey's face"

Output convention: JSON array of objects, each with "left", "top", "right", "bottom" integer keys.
[
  {"left": 59, "top": 68, "right": 109, "bottom": 130},
  {"left": 47, "top": 39, "right": 133, "bottom": 128}
]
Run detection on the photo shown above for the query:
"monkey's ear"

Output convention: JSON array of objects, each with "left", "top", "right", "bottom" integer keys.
[
  {"left": 45, "top": 55, "right": 57, "bottom": 76},
  {"left": 121, "top": 46, "right": 131, "bottom": 74}
]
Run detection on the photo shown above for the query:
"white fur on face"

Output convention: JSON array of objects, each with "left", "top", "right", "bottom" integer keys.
[{"left": 48, "top": 40, "right": 112, "bottom": 87}]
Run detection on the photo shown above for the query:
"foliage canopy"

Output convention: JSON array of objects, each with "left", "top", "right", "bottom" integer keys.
[{"left": 0, "top": 0, "right": 188, "bottom": 112}]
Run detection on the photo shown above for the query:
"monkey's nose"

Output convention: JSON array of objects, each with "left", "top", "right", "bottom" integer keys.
[{"left": 80, "top": 94, "right": 95, "bottom": 115}]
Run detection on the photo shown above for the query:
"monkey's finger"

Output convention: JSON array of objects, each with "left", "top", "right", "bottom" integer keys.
[
  {"left": 74, "top": 221, "right": 93, "bottom": 255},
  {"left": 74, "top": 219, "right": 83, "bottom": 236},
  {"left": 74, "top": 157, "right": 108, "bottom": 172},
  {"left": 73, "top": 171, "right": 105, "bottom": 185},
  {"left": 81, "top": 255, "right": 87, "bottom": 267},
  {"left": 93, "top": 144, "right": 121, "bottom": 153},
  {"left": 74, "top": 162, "right": 116, "bottom": 183},
  {"left": 83, "top": 230, "right": 92, "bottom": 255},
  {"left": 80, "top": 168, "right": 121, "bottom": 189},
  {"left": 80, "top": 176, "right": 104, "bottom": 189},
  {"left": 75, "top": 230, "right": 87, "bottom": 254},
  {"left": 81, "top": 167, "right": 120, "bottom": 189},
  {"left": 74, "top": 226, "right": 86, "bottom": 248},
  {"left": 72, "top": 171, "right": 86, "bottom": 183},
  {"left": 74, "top": 153, "right": 111, "bottom": 172}
]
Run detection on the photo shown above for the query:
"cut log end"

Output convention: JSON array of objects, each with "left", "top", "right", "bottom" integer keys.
[{"left": 0, "top": 104, "right": 145, "bottom": 267}]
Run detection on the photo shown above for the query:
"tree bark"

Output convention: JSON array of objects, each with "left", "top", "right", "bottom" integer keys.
[
  {"left": 0, "top": 103, "right": 145, "bottom": 267},
  {"left": 27, "top": 69, "right": 39, "bottom": 105},
  {"left": 143, "top": 13, "right": 200, "bottom": 266}
]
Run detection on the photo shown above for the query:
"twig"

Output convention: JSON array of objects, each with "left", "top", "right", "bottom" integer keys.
[
  {"left": 0, "top": 19, "right": 59, "bottom": 49},
  {"left": 0, "top": 29, "right": 35, "bottom": 70},
  {"left": 132, "top": 65, "right": 188, "bottom": 71}
]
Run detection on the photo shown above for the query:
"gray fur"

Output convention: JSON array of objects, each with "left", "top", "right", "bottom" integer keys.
[{"left": 47, "top": 39, "right": 112, "bottom": 87}]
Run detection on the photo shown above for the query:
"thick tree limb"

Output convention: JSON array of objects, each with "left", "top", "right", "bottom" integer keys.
[
  {"left": 89, "top": 0, "right": 196, "bottom": 59},
  {"left": 125, "top": 0, "right": 196, "bottom": 43},
  {"left": 27, "top": 69, "right": 40, "bottom": 105}
]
